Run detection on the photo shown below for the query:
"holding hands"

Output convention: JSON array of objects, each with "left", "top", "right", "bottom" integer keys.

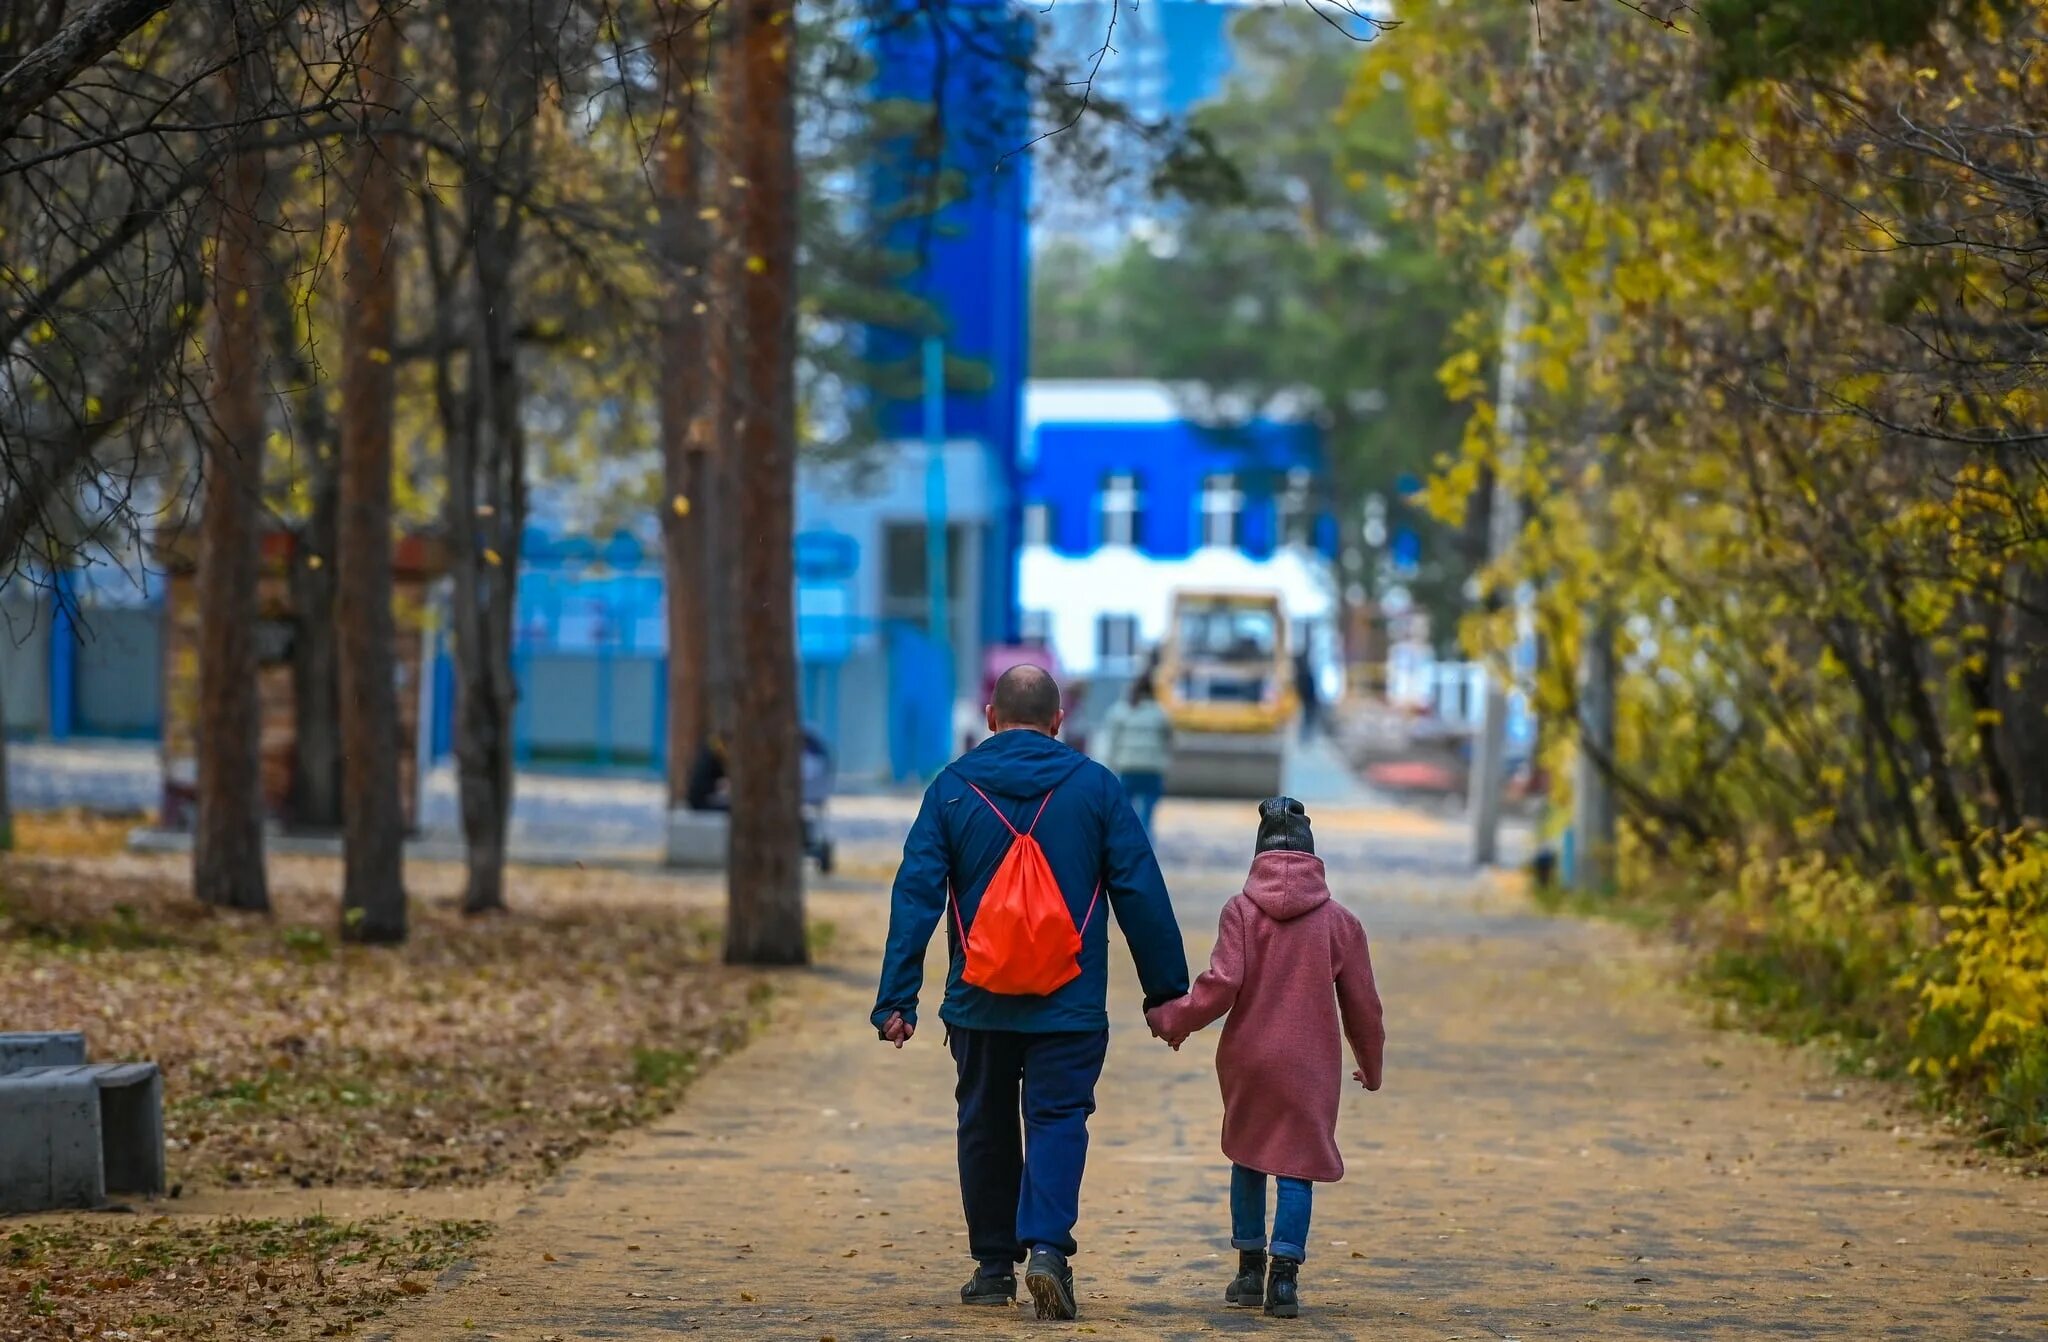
[{"left": 1146, "top": 1003, "right": 1190, "bottom": 1051}]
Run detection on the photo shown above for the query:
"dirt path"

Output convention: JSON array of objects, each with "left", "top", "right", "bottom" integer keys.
[{"left": 381, "top": 805, "right": 2045, "bottom": 1340}]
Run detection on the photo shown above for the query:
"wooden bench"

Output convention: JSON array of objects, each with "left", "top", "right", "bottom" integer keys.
[{"left": 0, "top": 1033, "right": 166, "bottom": 1213}]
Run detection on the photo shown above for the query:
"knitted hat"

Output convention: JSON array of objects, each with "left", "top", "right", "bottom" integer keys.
[{"left": 1254, "top": 796, "right": 1314, "bottom": 855}]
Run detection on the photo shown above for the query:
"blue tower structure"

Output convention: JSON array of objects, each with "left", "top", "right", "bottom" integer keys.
[{"left": 865, "top": 0, "right": 1034, "bottom": 649}]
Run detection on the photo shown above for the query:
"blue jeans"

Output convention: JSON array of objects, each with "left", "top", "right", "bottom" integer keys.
[
  {"left": 950, "top": 1026, "right": 1110, "bottom": 1268},
  {"left": 1230, "top": 1164, "right": 1313, "bottom": 1263},
  {"left": 1120, "top": 771, "right": 1163, "bottom": 834}
]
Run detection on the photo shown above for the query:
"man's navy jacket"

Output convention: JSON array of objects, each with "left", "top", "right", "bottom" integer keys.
[{"left": 871, "top": 727, "right": 1191, "bottom": 1035}]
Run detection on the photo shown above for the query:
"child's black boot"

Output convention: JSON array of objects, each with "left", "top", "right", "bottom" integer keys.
[
  {"left": 1225, "top": 1248, "right": 1266, "bottom": 1306},
  {"left": 1264, "top": 1256, "right": 1301, "bottom": 1319}
]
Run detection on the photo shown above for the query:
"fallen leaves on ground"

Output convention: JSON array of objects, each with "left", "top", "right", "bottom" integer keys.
[
  {"left": 0, "top": 1214, "right": 487, "bottom": 1341},
  {"left": 0, "top": 851, "right": 776, "bottom": 1190}
]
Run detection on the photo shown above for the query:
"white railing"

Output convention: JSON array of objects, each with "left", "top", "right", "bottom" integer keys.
[{"left": 1386, "top": 645, "right": 1533, "bottom": 749}]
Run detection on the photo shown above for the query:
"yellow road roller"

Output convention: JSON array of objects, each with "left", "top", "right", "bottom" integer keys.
[{"left": 1155, "top": 588, "right": 1294, "bottom": 797}]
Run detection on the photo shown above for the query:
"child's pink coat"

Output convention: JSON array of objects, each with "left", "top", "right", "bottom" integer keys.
[{"left": 1148, "top": 849, "right": 1384, "bottom": 1182}]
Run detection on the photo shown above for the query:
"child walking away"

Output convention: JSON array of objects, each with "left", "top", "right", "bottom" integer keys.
[{"left": 1145, "top": 797, "right": 1385, "bottom": 1319}]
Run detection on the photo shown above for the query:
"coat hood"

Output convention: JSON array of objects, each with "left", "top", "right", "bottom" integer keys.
[
  {"left": 1241, "top": 849, "right": 1331, "bottom": 922},
  {"left": 950, "top": 727, "right": 1092, "bottom": 798}
]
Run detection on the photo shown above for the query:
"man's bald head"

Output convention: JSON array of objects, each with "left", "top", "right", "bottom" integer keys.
[{"left": 989, "top": 664, "right": 1063, "bottom": 735}]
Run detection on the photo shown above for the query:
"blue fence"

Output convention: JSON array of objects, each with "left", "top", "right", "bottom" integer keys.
[
  {"left": 427, "top": 533, "right": 669, "bottom": 773},
  {"left": 424, "top": 529, "right": 949, "bottom": 783},
  {"left": 2, "top": 567, "right": 163, "bottom": 742}
]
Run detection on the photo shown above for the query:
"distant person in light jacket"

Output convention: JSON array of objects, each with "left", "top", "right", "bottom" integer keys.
[{"left": 1097, "top": 672, "right": 1173, "bottom": 835}]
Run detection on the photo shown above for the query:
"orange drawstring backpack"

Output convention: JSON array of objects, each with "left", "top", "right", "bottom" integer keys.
[{"left": 949, "top": 781, "right": 1100, "bottom": 996}]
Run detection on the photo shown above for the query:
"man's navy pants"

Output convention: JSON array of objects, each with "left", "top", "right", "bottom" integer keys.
[{"left": 949, "top": 1025, "right": 1110, "bottom": 1268}]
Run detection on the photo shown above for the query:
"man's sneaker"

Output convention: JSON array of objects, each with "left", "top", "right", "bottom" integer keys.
[
  {"left": 1225, "top": 1248, "right": 1267, "bottom": 1307},
  {"left": 960, "top": 1265, "right": 1016, "bottom": 1306},
  {"left": 1265, "top": 1256, "right": 1301, "bottom": 1319},
  {"left": 1023, "top": 1246, "right": 1077, "bottom": 1321}
]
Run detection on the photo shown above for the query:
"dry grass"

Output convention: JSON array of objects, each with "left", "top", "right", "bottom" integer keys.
[
  {"left": 1, "top": 1214, "right": 487, "bottom": 1340},
  {"left": 0, "top": 846, "right": 770, "bottom": 1191}
]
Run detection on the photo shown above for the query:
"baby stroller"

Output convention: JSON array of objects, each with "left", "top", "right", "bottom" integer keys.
[{"left": 801, "top": 727, "right": 836, "bottom": 874}]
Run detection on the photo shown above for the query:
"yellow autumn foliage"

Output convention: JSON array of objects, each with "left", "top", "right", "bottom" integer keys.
[{"left": 1355, "top": 0, "right": 2048, "bottom": 1149}]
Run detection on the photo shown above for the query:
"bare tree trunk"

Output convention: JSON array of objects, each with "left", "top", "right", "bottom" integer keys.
[
  {"left": 723, "top": 0, "right": 806, "bottom": 966},
  {"left": 1469, "top": 220, "right": 1538, "bottom": 867},
  {"left": 288, "top": 454, "right": 341, "bottom": 829},
  {"left": 454, "top": 226, "right": 525, "bottom": 916},
  {"left": 336, "top": 0, "right": 406, "bottom": 942},
  {"left": 443, "top": 0, "right": 538, "bottom": 916},
  {"left": 2002, "top": 562, "right": 2048, "bottom": 825},
  {"left": 193, "top": 9, "right": 270, "bottom": 913},
  {"left": 1571, "top": 88, "right": 1619, "bottom": 895},
  {"left": 657, "top": 0, "right": 710, "bottom": 807},
  {"left": 268, "top": 262, "right": 343, "bottom": 832},
  {"left": 0, "top": 677, "right": 12, "bottom": 853}
]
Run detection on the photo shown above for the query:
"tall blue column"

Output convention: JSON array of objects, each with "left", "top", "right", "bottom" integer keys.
[
  {"left": 867, "top": 0, "right": 1033, "bottom": 645},
  {"left": 47, "top": 568, "right": 76, "bottom": 740}
]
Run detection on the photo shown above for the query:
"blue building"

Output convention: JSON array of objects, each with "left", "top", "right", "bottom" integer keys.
[
  {"left": 1016, "top": 380, "right": 1344, "bottom": 698},
  {"left": 787, "top": 0, "right": 1038, "bottom": 781},
  {"left": 1033, "top": 0, "right": 1250, "bottom": 250}
]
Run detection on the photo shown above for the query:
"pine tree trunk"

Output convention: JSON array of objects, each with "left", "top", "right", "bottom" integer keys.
[
  {"left": 723, "top": 0, "right": 807, "bottom": 966},
  {"left": 702, "top": 18, "right": 739, "bottom": 748},
  {"left": 657, "top": 0, "right": 710, "bottom": 807},
  {"left": 336, "top": 0, "right": 406, "bottom": 943},
  {"left": 193, "top": 15, "right": 270, "bottom": 913}
]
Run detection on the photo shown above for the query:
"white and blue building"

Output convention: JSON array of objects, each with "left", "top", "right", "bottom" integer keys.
[{"left": 1016, "top": 380, "right": 1345, "bottom": 701}]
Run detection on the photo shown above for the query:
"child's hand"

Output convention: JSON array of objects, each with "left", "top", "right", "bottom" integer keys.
[
  {"left": 1353, "top": 1068, "right": 1378, "bottom": 1092},
  {"left": 1145, "top": 1006, "right": 1189, "bottom": 1050}
]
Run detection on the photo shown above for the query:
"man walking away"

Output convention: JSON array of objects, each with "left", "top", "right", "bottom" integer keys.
[
  {"left": 872, "top": 665, "right": 1190, "bottom": 1320},
  {"left": 1294, "top": 649, "right": 1323, "bottom": 742}
]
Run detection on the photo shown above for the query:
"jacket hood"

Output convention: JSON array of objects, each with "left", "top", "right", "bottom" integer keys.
[
  {"left": 950, "top": 728, "right": 1092, "bottom": 798},
  {"left": 1242, "top": 850, "right": 1331, "bottom": 922}
]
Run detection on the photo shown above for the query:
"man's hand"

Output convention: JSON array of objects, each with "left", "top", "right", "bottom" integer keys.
[
  {"left": 1353, "top": 1068, "right": 1379, "bottom": 1092},
  {"left": 1145, "top": 1006, "right": 1188, "bottom": 1051},
  {"left": 881, "top": 1012, "right": 915, "bottom": 1049}
]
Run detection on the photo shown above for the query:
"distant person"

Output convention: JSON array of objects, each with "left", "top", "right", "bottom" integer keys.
[
  {"left": 690, "top": 729, "right": 830, "bottom": 812},
  {"left": 872, "top": 664, "right": 1190, "bottom": 1320},
  {"left": 1147, "top": 797, "right": 1386, "bottom": 1321},
  {"left": 1294, "top": 650, "right": 1323, "bottom": 742},
  {"left": 1097, "top": 673, "right": 1173, "bottom": 836},
  {"left": 687, "top": 729, "right": 835, "bottom": 869},
  {"left": 685, "top": 736, "right": 729, "bottom": 812}
]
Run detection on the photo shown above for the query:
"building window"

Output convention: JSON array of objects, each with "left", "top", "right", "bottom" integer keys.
[
  {"left": 1278, "top": 468, "right": 1314, "bottom": 548},
  {"left": 882, "top": 522, "right": 964, "bottom": 608},
  {"left": 1199, "top": 473, "right": 1243, "bottom": 549},
  {"left": 1096, "top": 613, "right": 1140, "bottom": 670},
  {"left": 1020, "top": 609, "right": 1053, "bottom": 646},
  {"left": 1100, "top": 472, "right": 1141, "bottom": 548},
  {"left": 1022, "top": 501, "right": 1052, "bottom": 547}
]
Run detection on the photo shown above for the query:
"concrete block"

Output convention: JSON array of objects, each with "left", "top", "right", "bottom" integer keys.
[
  {"left": 0, "top": 1062, "right": 166, "bottom": 1212},
  {"left": 93, "top": 1063, "right": 166, "bottom": 1198},
  {"left": 665, "top": 808, "right": 729, "bottom": 870},
  {"left": 0, "top": 1030, "right": 87, "bottom": 1074},
  {"left": 0, "top": 1068, "right": 105, "bottom": 1212}
]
